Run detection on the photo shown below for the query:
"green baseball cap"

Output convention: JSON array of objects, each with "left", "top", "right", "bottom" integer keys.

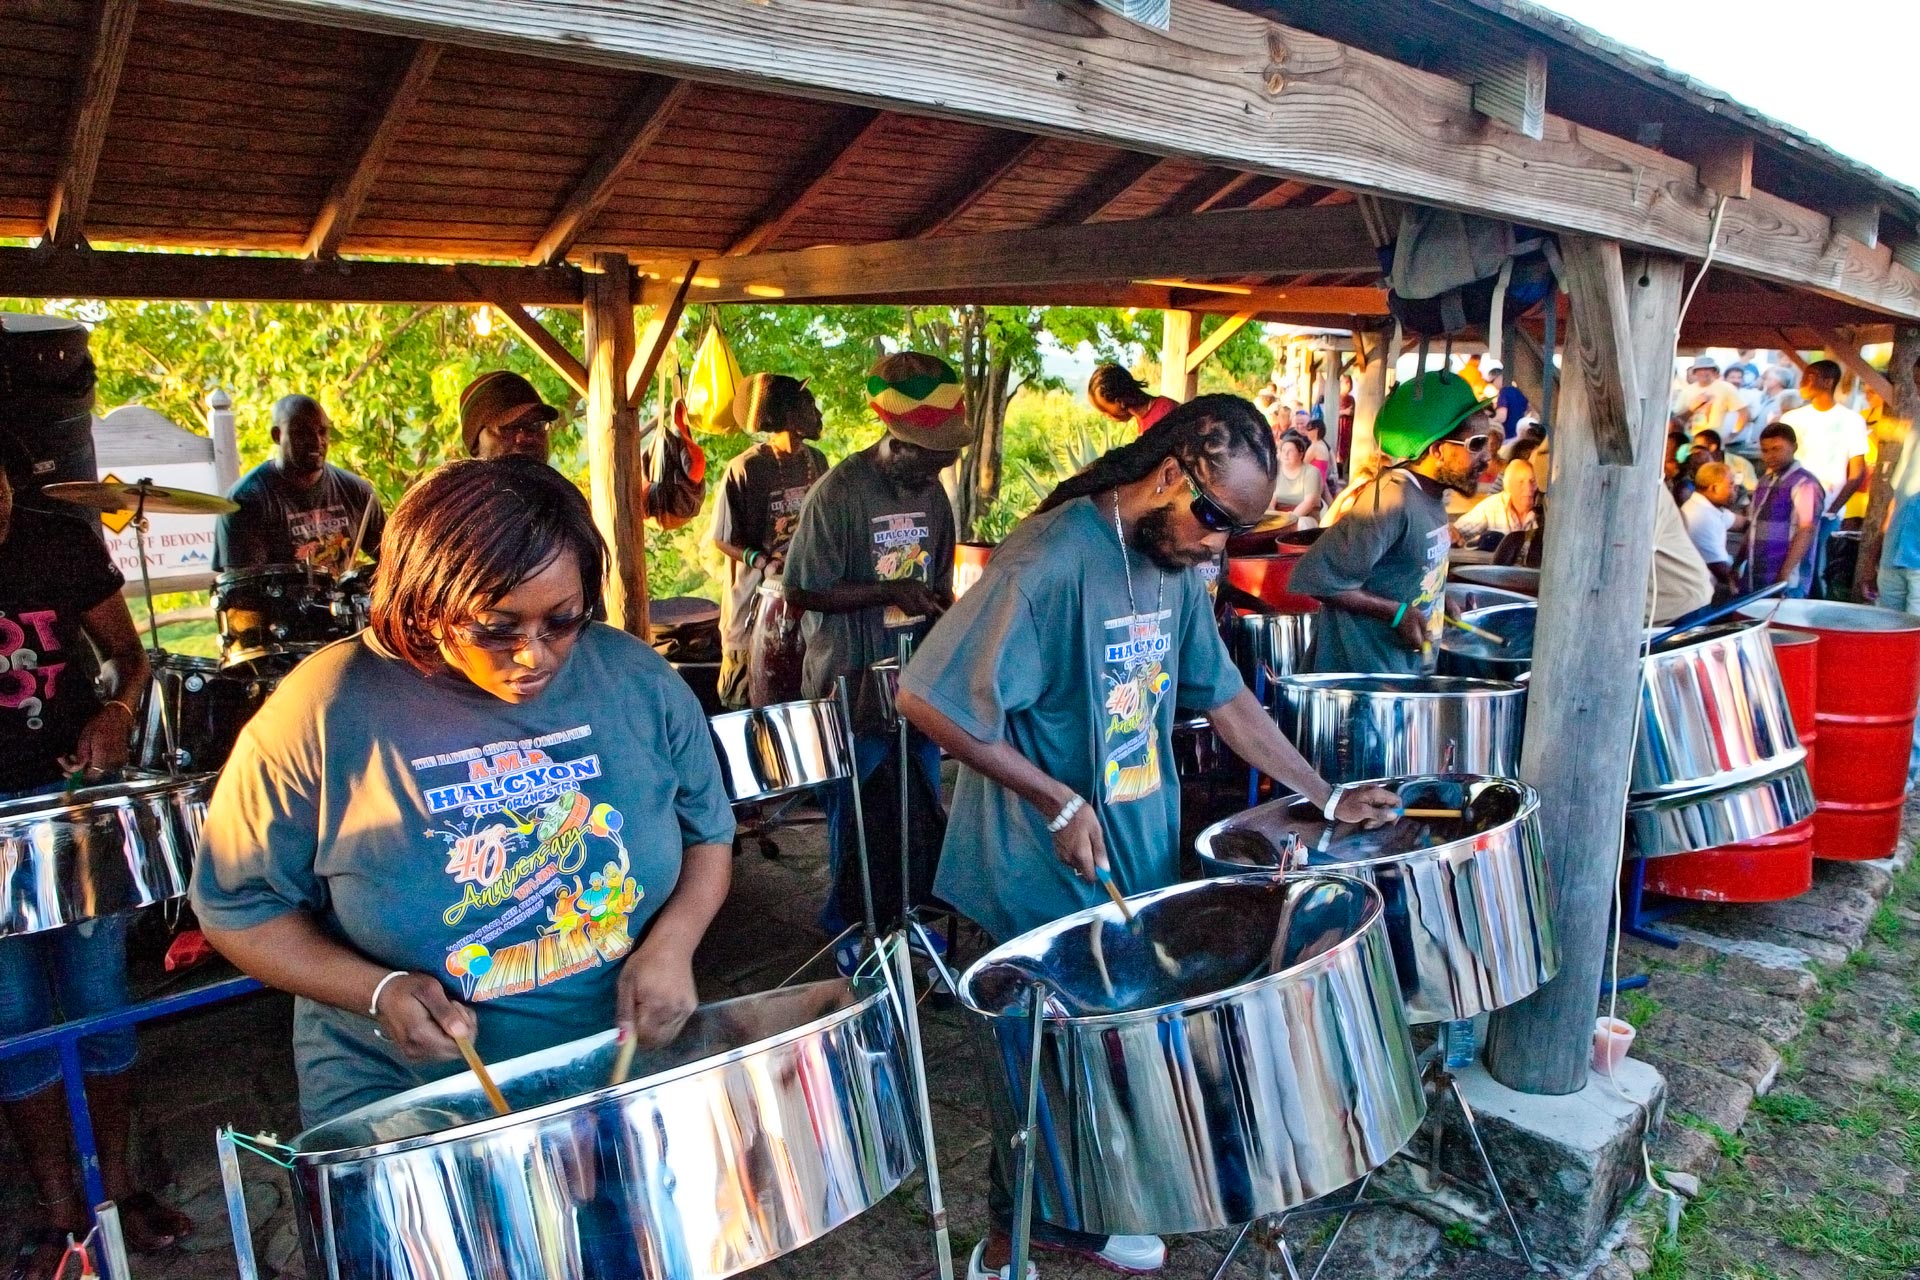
[{"left": 1375, "top": 371, "right": 1496, "bottom": 459}]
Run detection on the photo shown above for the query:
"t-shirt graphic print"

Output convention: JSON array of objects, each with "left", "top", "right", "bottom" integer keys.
[
  {"left": 871, "top": 510, "right": 934, "bottom": 628},
  {"left": 1102, "top": 605, "right": 1172, "bottom": 804}
]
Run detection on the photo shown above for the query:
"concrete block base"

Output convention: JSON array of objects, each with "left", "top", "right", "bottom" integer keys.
[{"left": 1385, "top": 1058, "right": 1666, "bottom": 1267}]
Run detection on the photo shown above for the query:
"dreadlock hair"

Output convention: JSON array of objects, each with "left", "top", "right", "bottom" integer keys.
[{"left": 1037, "top": 393, "right": 1276, "bottom": 514}]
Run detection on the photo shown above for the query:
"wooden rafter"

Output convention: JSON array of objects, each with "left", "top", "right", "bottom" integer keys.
[
  {"left": 45, "top": 0, "right": 138, "bottom": 248},
  {"left": 528, "top": 78, "right": 691, "bottom": 267},
  {"left": 1158, "top": 170, "right": 1251, "bottom": 217},
  {"left": 0, "top": 247, "right": 585, "bottom": 305},
  {"left": 635, "top": 204, "right": 1377, "bottom": 305},
  {"left": 1056, "top": 153, "right": 1167, "bottom": 225},
  {"left": 1190, "top": 173, "right": 1264, "bottom": 214},
  {"left": 628, "top": 261, "right": 696, "bottom": 409},
  {"left": 899, "top": 134, "right": 1045, "bottom": 239},
  {"left": 727, "top": 108, "right": 889, "bottom": 256},
  {"left": 484, "top": 298, "right": 589, "bottom": 399},
  {"left": 303, "top": 39, "right": 443, "bottom": 259},
  {"left": 1184, "top": 310, "right": 1257, "bottom": 372},
  {"left": 1817, "top": 328, "right": 1895, "bottom": 403}
]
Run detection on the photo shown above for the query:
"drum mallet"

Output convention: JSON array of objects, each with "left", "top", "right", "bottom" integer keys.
[
  {"left": 454, "top": 1035, "right": 511, "bottom": 1116},
  {"left": 1442, "top": 614, "right": 1507, "bottom": 645}
]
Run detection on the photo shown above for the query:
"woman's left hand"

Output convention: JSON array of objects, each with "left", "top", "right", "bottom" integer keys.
[
  {"left": 60, "top": 702, "right": 134, "bottom": 780},
  {"left": 615, "top": 936, "right": 700, "bottom": 1050}
]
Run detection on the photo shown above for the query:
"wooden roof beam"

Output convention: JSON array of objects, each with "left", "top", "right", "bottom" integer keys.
[
  {"left": 1056, "top": 153, "right": 1168, "bottom": 224},
  {"left": 1184, "top": 310, "right": 1257, "bottom": 372},
  {"left": 45, "top": 0, "right": 138, "bottom": 248},
  {"left": 0, "top": 247, "right": 585, "bottom": 305},
  {"left": 304, "top": 39, "right": 443, "bottom": 259},
  {"left": 899, "top": 133, "right": 1045, "bottom": 239},
  {"left": 635, "top": 203, "right": 1377, "bottom": 305},
  {"left": 528, "top": 78, "right": 691, "bottom": 267},
  {"left": 485, "top": 299, "right": 589, "bottom": 399},
  {"left": 1817, "top": 328, "right": 1895, "bottom": 403},
  {"left": 1158, "top": 170, "right": 1250, "bottom": 217},
  {"left": 727, "top": 108, "right": 889, "bottom": 256}
]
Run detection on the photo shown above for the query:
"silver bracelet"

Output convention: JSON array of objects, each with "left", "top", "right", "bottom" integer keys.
[
  {"left": 368, "top": 970, "right": 408, "bottom": 1019},
  {"left": 1047, "top": 794, "right": 1086, "bottom": 834}
]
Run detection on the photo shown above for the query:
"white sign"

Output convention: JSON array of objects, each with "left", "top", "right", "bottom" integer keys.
[{"left": 97, "top": 461, "right": 220, "bottom": 589}]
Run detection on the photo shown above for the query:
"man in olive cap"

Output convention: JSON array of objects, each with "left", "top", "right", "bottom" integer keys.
[
  {"left": 1291, "top": 370, "right": 1495, "bottom": 674},
  {"left": 459, "top": 370, "right": 559, "bottom": 464}
]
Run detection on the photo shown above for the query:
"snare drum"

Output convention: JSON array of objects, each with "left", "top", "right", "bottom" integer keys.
[
  {"left": 140, "top": 654, "right": 282, "bottom": 773},
  {"left": 748, "top": 578, "right": 806, "bottom": 708},
  {"left": 213, "top": 563, "right": 348, "bottom": 668}
]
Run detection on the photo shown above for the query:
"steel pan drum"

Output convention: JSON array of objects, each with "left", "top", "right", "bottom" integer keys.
[
  {"left": 709, "top": 698, "right": 853, "bottom": 804},
  {"left": 957, "top": 875, "right": 1424, "bottom": 1236},
  {"left": 1226, "top": 610, "right": 1318, "bottom": 696},
  {"left": 1277, "top": 674, "right": 1526, "bottom": 783},
  {"left": 1437, "top": 603, "right": 1535, "bottom": 682},
  {"left": 287, "top": 978, "right": 916, "bottom": 1280},
  {"left": 1445, "top": 582, "right": 1532, "bottom": 617},
  {"left": 746, "top": 578, "right": 805, "bottom": 708},
  {"left": 1451, "top": 566, "right": 1539, "bottom": 596},
  {"left": 213, "top": 563, "right": 348, "bottom": 668},
  {"left": 1633, "top": 619, "right": 1802, "bottom": 796},
  {"left": 1195, "top": 776, "right": 1558, "bottom": 1024},
  {"left": 1625, "top": 758, "right": 1816, "bottom": 859},
  {"left": 0, "top": 773, "right": 210, "bottom": 937}
]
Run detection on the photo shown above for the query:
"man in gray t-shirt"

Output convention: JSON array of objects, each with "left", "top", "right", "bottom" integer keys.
[
  {"left": 898, "top": 394, "right": 1400, "bottom": 1280},
  {"left": 1292, "top": 371, "right": 1496, "bottom": 675}
]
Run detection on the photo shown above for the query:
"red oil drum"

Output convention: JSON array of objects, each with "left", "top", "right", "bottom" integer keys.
[
  {"left": 747, "top": 577, "right": 806, "bottom": 708},
  {"left": 1742, "top": 600, "right": 1920, "bottom": 861},
  {"left": 1227, "top": 551, "right": 1319, "bottom": 614},
  {"left": 1643, "top": 626, "right": 1822, "bottom": 901},
  {"left": 954, "top": 542, "right": 995, "bottom": 600}
]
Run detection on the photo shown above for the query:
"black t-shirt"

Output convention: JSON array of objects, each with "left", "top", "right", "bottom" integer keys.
[
  {"left": 710, "top": 441, "right": 828, "bottom": 559},
  {"left": 214, "top": 461, "right": 385, "bottom": 573},
  {"left": 0, "top": 503, "right": 124, "bottom": 793}
]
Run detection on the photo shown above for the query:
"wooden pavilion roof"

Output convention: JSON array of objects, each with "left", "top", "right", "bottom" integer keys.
[{"left": 1, "top": 0, "right": 1914, "bottom": 353}]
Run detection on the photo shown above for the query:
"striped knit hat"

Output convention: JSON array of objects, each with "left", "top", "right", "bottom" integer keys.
[{"left": 866, "top": 351, "right": 970, "bottom": 451}]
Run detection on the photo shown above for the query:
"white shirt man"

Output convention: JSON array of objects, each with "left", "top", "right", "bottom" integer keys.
[
  {"left": 1781, "top": 360, "right": 1869, "bottom": 514},
  {"left": 1679, "top": 462, "right": 1745, "bottom": 594}
]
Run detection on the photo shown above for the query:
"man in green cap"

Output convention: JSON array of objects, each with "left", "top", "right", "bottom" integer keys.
[{"left": 1291, "top": 370, "right": 1496, "bottom": 674}]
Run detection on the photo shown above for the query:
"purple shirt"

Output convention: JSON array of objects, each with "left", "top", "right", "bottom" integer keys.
[{"left": 1743, "top": 462, "right": 1823, "bottom": 597}]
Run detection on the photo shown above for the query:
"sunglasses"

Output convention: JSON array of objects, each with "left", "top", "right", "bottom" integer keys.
[
  {"left": 1441, "top": 433, "right": 1494, "bottom": 455},
  {"left": 1178, "top": 461, "right": 1258, "bottom": 536},
  {"left": 454, "top": 611, "right": 591, "bottom": 653}
]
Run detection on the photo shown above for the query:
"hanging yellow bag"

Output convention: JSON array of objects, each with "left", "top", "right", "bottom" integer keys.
[{"left": 684, "top": 322, "right": 743, "bottom": 434}]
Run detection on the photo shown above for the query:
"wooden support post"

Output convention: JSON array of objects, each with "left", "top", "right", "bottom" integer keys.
[
  {"left": 1508, "top": 325, "right": 1548, "bottom": 417},
  {"left": 1320, "top": 340, "right": 1344, "bottom": 466},
  {"left": 1161, "top": 310, "right": 1200, "bottom": 401},
  {"left": 46, "top": 0, "right": 137, "bottom": 248},
  {"left": 486, "top": 298, "right": 589, "bottom": 399},
  {"left": 1856, "top": 325, "right": 1920, "bottom": 599},
  {"left": 583, "top": 253, "right": 648, "bottom": 636},
  {"left": 1349, "top": 329, "right": 1388, "bottom": 471},
  {"left": 1818, "top": 329, "right": 1895, "bottom": 405},
  {"left": 1183, "top": 310, "right": 1256, "bottom": 373},
  {"left": 1484, "top": 244, "right": 1685, "bottom": 1095}
]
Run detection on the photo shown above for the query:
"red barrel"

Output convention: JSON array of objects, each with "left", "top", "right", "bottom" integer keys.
[
  {"left": 1227, "top": 551, "right": 1320, "bottom": 614},
  {"left": 1644, "top": 627, "right": 1821, "bottom": 901},
  {"left": 954, "top": 542, "right": 995, "bottom": 600},
  {"left": 1743, "top": 601, "right": 1920, "bottom": 861}
]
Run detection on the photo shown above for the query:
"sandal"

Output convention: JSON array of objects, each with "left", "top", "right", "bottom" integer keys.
[
  {"left": 7, "top": 1228, "right": 74, "bottom": 1280},
  {"left": 116, "top": 1190, "right": 194, "bottom": 1252}
]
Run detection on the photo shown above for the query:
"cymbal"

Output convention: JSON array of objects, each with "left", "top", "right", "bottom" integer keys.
[{"left": 41, "top": 479, "right": 238, "bottom": 516}]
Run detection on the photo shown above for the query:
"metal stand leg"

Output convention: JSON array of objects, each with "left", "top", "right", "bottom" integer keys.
[
  {"left": 1210, "top": 1221, "right": 1255, "bottom": 1280},
  {"left": 1622, "top": 858, "right": 1682, "bottom": 949},
  {"left": 59, "top": 1038, "right": 107, "bottom": 1215},
  {"left": 1438, "top": 1068, "right": 1539, "bottom": 1271},
  {"left": 217, "top": 1129, "right": 262, "bottom": 1280},
  {"left": 1303, "top": 1172, "right": 1372, "bottom": 1280},
  {"left": 836, "top": 676, "right": 879, "bottom": 949},
  {"left": 95, "top": 1200, "right": 129, "bottom": 1280},
  {"left": 1009, "top": 982, "right": 1049, "bottom": 1280},
  {"left": 888, "top": 936, "right": 955, "bottom": 1280}
]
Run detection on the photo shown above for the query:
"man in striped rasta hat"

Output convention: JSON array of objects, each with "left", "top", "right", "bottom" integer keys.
[{"left": 784, "top": 352, "right": 965, "bottom": 945}]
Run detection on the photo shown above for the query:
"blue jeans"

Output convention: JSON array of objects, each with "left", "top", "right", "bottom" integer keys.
[
  {"left": 1877, "top": 566, "right": 1920, "bottom": 787},
  {"left": 819, "top": 730, "right": 944, "bottom": 933},
  {"left": 0, "top": 915, "right": 138, "bottom": 1101}
]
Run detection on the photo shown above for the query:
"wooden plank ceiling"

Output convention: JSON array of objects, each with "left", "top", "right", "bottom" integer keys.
[{"left": 0, "top": 0, "right": 1897, "bottom": 346}]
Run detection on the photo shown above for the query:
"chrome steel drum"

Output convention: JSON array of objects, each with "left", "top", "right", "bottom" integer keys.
[
  {"left": 1451, "top": 565, "right": 1539, "bottom": 596},
  {"left": 0, "top": 773, "right": 210, "bottom": 937},
  {"left": 957, "top": 875, "right": 1424, "bottom": 1236},
  {"left": 868, "top": 657, "right": 901, "bottom": 728},
  {"left": 747, "top": 577, "right": 805, "bottom": 708},
  {"left": 1226, "top": 610, "right": 1317, "bottom": 696},
  {"left": 213, "top": 563, "right": 349, "bottom": 669},
  {"left": 1633, "top": 619, "right": 1802, "bottom": 796},
  {"left": 1626, "top": 758, "right": 1816, "bottom": 858},
  {"left": 1277, "top": 674, "right": 1526, "bottom": 784},
  {"left": 288, "top": 977, "right": 918, "bottom": 1280},
  {"left": 709, "top": 698, "right": 853, "bottom": 804},
  {"left": 139, "top": 654, "right": 282, "bottom": 773},
  {"left": 1445, "top": 582, "right": 1532, "bottom": 617},
  {"left": 1195, "top": 776, "right": 1558, "bottom": 1023},
  {"left": 1438, "top": 603, "right": 1535, "bottom": 682}
]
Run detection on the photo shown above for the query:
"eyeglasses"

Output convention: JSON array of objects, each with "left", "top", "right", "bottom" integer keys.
[
  {"left": 489, "top": 416, "right": 552, "bottom": 440},
  {"left": 454, "top": 611, "right": 591, "bottom": 653},
  {"left": 1178, "top": 461, "right": 1258, "bottom": 536},
  {"left": 1441, "top": 433, "right": 1494, "bottom": 455}
]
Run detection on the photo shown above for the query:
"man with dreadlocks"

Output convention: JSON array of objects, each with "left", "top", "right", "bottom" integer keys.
[
  {"left": 898, "top": 394, "right": 1400, "bottom": 1280},
  {"left": 1291, "top": 371, "right": 1496, "bottom": 675}
]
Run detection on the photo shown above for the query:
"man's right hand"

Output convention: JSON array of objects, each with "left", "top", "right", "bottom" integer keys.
[
  {"left": 1392, "top": 603, "right": 1429, "bottom": 651},
  {"left": 887, "top": 581, "right": 949, "bottom": 619},
  {"left": 1050, "top": 798, "right": 1107, "bottom": 883},
  {"left": 373, "top": 973, "right": 476, "bottom": 1063}
]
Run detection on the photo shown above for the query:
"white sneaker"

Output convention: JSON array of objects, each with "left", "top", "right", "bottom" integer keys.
[
  {"left": 967, "top": 1239, "right": 1040, "bottom": 1280},
  {"left": 1035, "top": 1233, "right": 1168, "bottom": 1274}
]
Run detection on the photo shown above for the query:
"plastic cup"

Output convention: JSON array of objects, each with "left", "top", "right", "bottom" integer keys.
[{"left": 1591, "top": 1016, "right": 1637, "bottom": 1073}]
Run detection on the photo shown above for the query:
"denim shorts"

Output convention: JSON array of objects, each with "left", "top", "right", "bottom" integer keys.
[{"left": 0, "top": 915, "right": 138, "bottom": 1101}]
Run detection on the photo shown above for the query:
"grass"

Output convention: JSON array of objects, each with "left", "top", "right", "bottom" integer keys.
[
  {"left": 1752, "top": 1092, "right": 1828, "bottom": 1124},
  {"left": 1440, "top": 1221, "right": 1482, "bottom": 1250},
  {"left": 1619, "top": 989, "right": 1663, "bottom": 1030}
]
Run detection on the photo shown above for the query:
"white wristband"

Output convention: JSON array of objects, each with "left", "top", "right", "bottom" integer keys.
[
  {"left": 1047, "top": 794, "right": 1086, "bottom": 834},
  {"left": 1321, "top": 785, "right": 1346, "bottom": 823},
  {"left": 368, "top": 970, "right": 408, "bottom": 1019}
]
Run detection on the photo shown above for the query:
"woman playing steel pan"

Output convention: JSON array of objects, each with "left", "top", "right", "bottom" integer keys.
[{"left": 193, "top": 458, "right": 735, "bottom": 1126}]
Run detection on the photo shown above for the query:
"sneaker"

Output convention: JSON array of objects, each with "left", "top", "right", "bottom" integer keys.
[
  {"left": 833, "top": 936, "right": 865, "bottom": 978},
  {"left": 1034, "top": 1234, "right": 1167, "bottom": 1275},
  {"left": 966, "top": 1239, "right": 1039, "bottom": 1280},
  {"left": 909, "top": 923, "right": 949, "bottom": 959}
]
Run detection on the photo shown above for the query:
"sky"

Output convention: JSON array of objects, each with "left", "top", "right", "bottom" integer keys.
[{"left": 1535, "top": 0, "right": 1920, "bottom": 191}]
